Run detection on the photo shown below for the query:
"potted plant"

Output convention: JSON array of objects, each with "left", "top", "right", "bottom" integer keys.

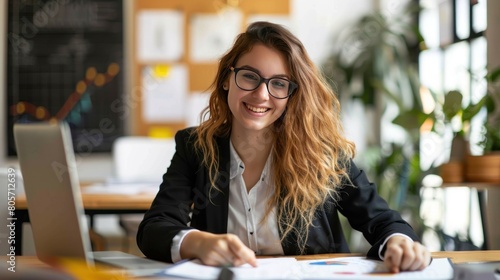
[
  {"left": 479, "top": 67, "right": 500, "bottom": 152},
  {"left": 465, "top": 66, "right": 500, "bottom": 183},
  {"left": 435, "top": 89, "right": 485, "bottom": 182}
]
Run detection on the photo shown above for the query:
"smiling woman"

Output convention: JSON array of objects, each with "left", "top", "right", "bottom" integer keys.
[{"left": 137, "top": 21, "right": 431, "bottom": 273}]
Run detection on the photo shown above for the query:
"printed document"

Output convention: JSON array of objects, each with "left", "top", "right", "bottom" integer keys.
[{"left": 160, "top": 257, "right": 454, "bottom": 279}]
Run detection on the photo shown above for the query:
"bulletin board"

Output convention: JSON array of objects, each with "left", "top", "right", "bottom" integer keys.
[{"left": 131, "top": 0, "right": 290, "bottom": 137}]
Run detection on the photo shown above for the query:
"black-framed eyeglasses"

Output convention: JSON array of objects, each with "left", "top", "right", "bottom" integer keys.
[{"left": 230, "top": 67, "right": 297, "bottom": 99}]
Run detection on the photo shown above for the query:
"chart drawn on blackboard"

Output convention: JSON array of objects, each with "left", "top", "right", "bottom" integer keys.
[{"left": 6, "top": 0, "right": 125, "bottom": 156}]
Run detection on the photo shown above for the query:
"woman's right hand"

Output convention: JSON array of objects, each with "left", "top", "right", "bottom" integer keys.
[{"left": 180, "top": 231, "right": 258, "bottom": 267}]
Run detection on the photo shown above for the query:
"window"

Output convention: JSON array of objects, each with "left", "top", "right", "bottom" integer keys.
[{"left": 419, "top": 0, "right": 487, "bottom": 170}]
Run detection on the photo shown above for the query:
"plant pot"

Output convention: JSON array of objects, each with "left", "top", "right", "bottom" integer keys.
[
  {"left": 465, "top": 153, "right": 500, "bottom": 183},
  {"left": 440, "top": 161, "right": 464, "bottom": 183}
]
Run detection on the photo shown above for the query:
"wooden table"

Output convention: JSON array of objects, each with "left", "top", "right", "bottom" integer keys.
[
  {"left": 2, "top": 251, "right": 499, "bottom": 279},
  {"left": 293, "top": 250, "right": 500, "bottom": 263},
  {"left": 14, "top": 188, "right": 156, "bottom": 255}
]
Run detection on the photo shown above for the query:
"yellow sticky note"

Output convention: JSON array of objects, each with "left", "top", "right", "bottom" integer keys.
[
  {"left": 153, "top": 65, "right": 170, "bottom": 78},
  {"left": 148, "top": 127, "right": 172, "bottom": 138}
]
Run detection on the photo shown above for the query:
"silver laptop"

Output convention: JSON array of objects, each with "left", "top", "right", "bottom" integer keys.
[{"left": 13, "top": 122, "right": 170, "bottom": 277}]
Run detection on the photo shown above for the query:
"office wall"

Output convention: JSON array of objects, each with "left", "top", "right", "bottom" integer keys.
[
  {"left": 1, "top": 1, "right": 6, "bottom": 167},
  {"left": 485, "top": 0, "right": 500, "bottom": 250},
  {"left": 0, "top": 0, "right": 374, "bottom": 180}
]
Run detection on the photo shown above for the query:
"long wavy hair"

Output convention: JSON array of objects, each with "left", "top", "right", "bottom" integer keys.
[{"left": 194, "top": 21, "right": 355, "bottom": 253}]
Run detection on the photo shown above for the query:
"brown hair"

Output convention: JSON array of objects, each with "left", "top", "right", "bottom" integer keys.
[{"left": 195, "top": 21, "right": 355, "bottom": 253}]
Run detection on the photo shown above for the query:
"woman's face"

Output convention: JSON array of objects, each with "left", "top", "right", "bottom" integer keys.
[{"left": 226, "top": 44, "right": 290, "bottom": 136}]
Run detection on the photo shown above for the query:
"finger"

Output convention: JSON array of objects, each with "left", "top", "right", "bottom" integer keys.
[
  {"left": 399, "top": 241, "right": 416, "bottom": 271},
  {"left": 212, "top": 239, "right": 238, "bottom": 266},
  {"left": 229, "top": 243, "right": 257, "bottom": 267},
  {"left": 417, "top": 246, "right": 432, "bottom": 270},
  {"left": 227, "top": 236, "right": 257, "bottom": 267},
  {"left": 407, "top": 242, "right": 428, "bottom": 271},
  {"left": 384, "top": 237, "right": 409, "bottom": 272},
  {"left": 201, "top": 250, "right": 232, "bottom": 267},
  {"left": 384, "top": 254, "right": 400, "bottom": 273},
  {"left": 232, "top": 251, "right": 257, "bottom": 267}
]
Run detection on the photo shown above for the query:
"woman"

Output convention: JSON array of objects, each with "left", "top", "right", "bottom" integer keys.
[{"left": 137, "top": 21, "right": 430, "bottom": 273}]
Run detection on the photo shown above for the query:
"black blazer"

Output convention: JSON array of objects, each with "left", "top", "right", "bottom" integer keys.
[{"left": 137, "top": 128, "right": 418, "bottom": 263}]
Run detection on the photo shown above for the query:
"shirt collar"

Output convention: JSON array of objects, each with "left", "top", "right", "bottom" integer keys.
[
  {"left": 229, "top": 140, "right": 244, "bottom": 179},
  {"left": 229, "top": 140, "right": 272, "bottom": 182}
]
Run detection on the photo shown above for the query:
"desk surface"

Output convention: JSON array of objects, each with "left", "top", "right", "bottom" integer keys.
[
  {"left": 16, "top": 192, "right": 155, "bottom": 210},
  {"left": 13, "top": 185, "right": 157, "bottom": 256},
  {"left": 293, "top": 250, "right": 500, "bottom": 263},
  {"left": 3, "top": 251, "right": 499, "bottom": 279},
  {"left": 440, "top": 182, "right": 500, "bottom": 190},
  {"left": 16, "top": 184, "right": 156, "bottom": 210}
]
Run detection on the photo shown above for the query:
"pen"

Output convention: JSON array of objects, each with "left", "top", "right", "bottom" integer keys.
[{"left": 217, "top": 267, "right": 234, "bottom": 280}]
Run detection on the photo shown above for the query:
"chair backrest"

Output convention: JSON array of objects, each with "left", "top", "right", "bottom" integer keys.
[{"left": 112, "top": 136, "right": 176, "bottom": 184}]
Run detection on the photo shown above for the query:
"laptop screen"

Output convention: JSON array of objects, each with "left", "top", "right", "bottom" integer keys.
[{"left": 14, "top": 122, "right": 94, "bottom": 265}]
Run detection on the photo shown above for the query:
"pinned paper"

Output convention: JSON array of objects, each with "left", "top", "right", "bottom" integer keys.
[
  {"left": 137, "top": 10, "right": 184, "bottom": 62},
  {"left": 190, "top": 9, "right": 242, "bottom": 62},
  {"left": 186, "top": 91, "right": 211, "bottom": 127},
  {"left": 142, "top": 65, "right": 187, "bottom": 122}
]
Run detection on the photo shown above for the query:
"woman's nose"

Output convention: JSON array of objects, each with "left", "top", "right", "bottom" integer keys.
[{"left": 253, "top": 82, "right": 270, "bottom": 100}]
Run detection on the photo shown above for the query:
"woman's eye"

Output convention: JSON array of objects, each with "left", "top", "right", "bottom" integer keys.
[
  {"left": 242, "top": 73, "right": 259, "bottom": 81},
  {"left": 271, "top": 79, "right": 287, "bottom": 88}
]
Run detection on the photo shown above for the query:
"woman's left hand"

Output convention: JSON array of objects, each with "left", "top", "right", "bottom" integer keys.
[{"left": 383, "top": 235, "right": 431, "bottom": 273}]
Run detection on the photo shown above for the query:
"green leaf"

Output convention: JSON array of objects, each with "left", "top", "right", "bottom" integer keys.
[
  {"left": 392, "top": 109, "right": 430, "bottom": 131},
  {"left": 462, "top": 95, "right": 487, "bottom": 122},
  {"left": 486, "top": 66, "right": 500, "bottom": 82},
  {"left": 443, "top": 90, "right": 463, "bottom": 121}
]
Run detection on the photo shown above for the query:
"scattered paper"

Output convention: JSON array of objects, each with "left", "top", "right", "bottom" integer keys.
[
  {"left": 297, "top": 257, "right": 454, "bottom": 279},
  {"left": 163, "top": 258, "right": 298, "bottom": 280},
  {"left": 160, "top": 257, "right": 454, "bottom": 280}
]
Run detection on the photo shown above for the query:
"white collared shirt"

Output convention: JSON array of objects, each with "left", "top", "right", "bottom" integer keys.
[{"left": 226, "top": 141, "right": 284, "bottom": 256}]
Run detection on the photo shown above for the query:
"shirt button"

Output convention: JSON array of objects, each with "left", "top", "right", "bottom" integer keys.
[{"left": 250, "top": 232, "right": 254, "bottom": 235}]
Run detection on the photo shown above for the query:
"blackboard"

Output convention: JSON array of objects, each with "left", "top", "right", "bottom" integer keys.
[{"left": 6, "top": 0, "right": 125, "bottom": 156}]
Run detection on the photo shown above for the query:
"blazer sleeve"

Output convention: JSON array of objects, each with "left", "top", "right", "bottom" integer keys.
[
  {"left": 337, "top": 160, "right": 419, "bottom": 260},
  {"left": 136, "top": 128, "right": 199, "bottom": 262}
]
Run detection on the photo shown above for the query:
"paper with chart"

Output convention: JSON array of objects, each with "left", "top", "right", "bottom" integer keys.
[
  {"left": 296, "top": 257, "right": 453, "bottom": 279},
  {"left": 161, "top": 257, "right": 454, "bottom": 279}
]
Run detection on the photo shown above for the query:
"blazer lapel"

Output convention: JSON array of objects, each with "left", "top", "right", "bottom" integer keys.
[{"left": 204, "top": 135, "right": 231, "bottom": 234}]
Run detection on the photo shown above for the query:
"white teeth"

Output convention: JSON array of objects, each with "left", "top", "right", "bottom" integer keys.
[{"left": 246, "top": 104, "right": 268, "bottom": 113}]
